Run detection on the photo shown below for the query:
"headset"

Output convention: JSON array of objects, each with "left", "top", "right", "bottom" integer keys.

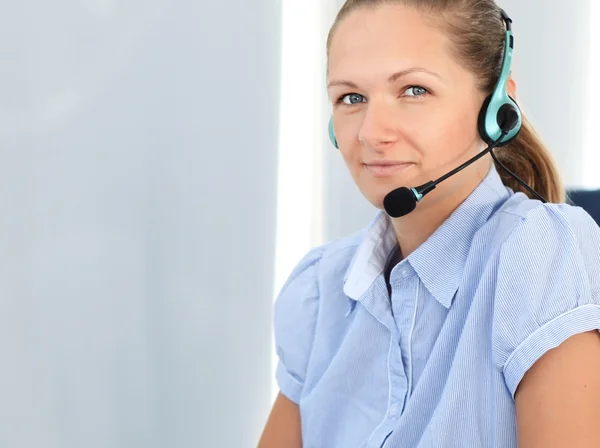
[{"left": 327, "top": 8, "right": 547, "bottom": 217}]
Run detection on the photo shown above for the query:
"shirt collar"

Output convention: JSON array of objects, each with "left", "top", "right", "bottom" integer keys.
[{"left": 343, "top": 164, "right": 510, "bottom": 309}]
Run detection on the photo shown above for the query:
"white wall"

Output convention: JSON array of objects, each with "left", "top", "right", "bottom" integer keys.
[
  {"left": 500, "top": 0, "right": 592, "bottom": 188},
  {"left": 0, "top": 1, "right": 280, "bottom": 447},
  {"left": 324, "top": 0, "right": 595, "bottom": 241}
]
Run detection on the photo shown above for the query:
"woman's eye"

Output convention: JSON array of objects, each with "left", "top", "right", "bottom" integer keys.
[
  {"left": 404, "top": 86, "right": 429, "bottom": 97},
  {"left": 338, "top": 93, "right": 366, "bottom": 105},
  {"left": 336, "top": 87, "right": 428, "bottom": 105}
]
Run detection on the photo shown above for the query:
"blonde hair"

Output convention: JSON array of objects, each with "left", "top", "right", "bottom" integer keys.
[{"left": 327, "top": 0, "right": 565, "bottom": 203}]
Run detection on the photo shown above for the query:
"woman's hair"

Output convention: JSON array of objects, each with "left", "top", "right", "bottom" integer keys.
[{"left": 327, "top": 0, "right": 565, "bottom": 203}]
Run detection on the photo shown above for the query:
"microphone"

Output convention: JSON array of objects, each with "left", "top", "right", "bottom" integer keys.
[{"left": 383, "top": 109, "right": 519, "bottom": 218}]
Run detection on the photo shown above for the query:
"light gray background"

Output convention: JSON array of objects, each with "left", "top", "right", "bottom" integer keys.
[{"left": 1, "top": 1, "right": 279, "bottom": 447}]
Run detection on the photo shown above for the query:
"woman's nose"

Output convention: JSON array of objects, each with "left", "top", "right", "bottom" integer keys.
[{"left": 357, "top": 103, "right": 400, "bottom": 150}]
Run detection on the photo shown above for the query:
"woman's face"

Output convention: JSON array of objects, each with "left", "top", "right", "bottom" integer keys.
[{"left": 327, "top": 5, "right": 490, "bottom": 210}]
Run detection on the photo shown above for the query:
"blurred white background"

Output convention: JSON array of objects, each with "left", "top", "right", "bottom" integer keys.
[{"left": 0, "top": 1, "right": 598, "bottom": 447}]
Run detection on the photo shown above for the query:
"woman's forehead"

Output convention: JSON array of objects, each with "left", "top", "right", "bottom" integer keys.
[
  {"left": 328, "top": 5, "right": 453, "bottom": 77},
  {"left": 327, "top": 5, "right": 458, "bottom": 86}
]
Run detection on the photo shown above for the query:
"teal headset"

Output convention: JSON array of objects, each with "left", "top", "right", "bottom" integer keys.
[{"left": 328, "top": 8, "right": 521, "bottom": 150}]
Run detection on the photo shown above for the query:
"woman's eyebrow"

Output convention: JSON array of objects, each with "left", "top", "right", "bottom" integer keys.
[{"left": 327, "top": 67, "right": 442, "bottom": 89}]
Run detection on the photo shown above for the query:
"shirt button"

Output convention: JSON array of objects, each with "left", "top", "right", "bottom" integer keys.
[{"left": 389, "top": 403, "right": 399, "bottom": 417}]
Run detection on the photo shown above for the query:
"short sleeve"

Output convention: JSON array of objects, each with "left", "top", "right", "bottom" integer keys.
[
  {"left": 492, "top": 203, "right": 600, "bottom": 398},
  {"left": 273, "top": 246, "right": 324, "bottom": 404}
]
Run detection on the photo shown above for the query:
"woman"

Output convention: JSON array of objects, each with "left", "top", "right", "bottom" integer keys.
[{"left": 259, "top": 1, "right": 600, "bottom": 447}]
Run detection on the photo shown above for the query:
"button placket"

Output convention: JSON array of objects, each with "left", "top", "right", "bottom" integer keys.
[
  {"left": 389, "top": 268, "right": 418, "bottom": 415},
  {"left": 389, "top": 341, "right": 407, "bottom": 416},
  {"left": 367, "top": 333, "right": 408, "bottom": 448}
]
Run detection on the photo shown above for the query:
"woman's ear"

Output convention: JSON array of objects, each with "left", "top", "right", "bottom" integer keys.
[{"left": 507, "top": 76, "right": 517, "bottom": 100}]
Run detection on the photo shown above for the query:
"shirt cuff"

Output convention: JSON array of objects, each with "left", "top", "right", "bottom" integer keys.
[
  {"left": 503, "top": 304, "right": 600, "bottom": 398},
  {"left": 276, "top": 361, "right": 303, "bottom": 404}
]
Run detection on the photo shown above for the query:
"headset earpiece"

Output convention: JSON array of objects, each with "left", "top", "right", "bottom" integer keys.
[
  {"left": 477, "top": 94, "right": 521, "bottom": 147},
  {"left": 477, "top": 9, "right": 522, "bottom": 147},
  {"left": 328, "top": 116, "right": 339, "bottom": 149}
]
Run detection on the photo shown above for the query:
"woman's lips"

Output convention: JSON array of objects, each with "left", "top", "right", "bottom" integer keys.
[{"left": 363, "top": 162, "right": 414, "bottom": 177}]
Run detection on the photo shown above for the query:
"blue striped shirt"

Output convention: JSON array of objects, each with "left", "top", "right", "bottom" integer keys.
[{"left": 273, "top": 164, "right": 600, "bottom": 447}]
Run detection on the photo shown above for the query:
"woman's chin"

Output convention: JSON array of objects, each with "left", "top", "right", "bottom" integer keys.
[
  {"left": 361, "top": 186, "right": 398, "bottom": 211},
  {"left": 360, "top": 175, "right": 411, "bottom": 199}
]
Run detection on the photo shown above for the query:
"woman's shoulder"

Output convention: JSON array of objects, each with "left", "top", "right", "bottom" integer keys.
[
  {"left": 472, "top": 193, "right": 600, "bottom": 300},
  {"left": 501, "top": 192, "right": 595, "bottom": 220},
  {"left": 488, "top": 193, "right": 599, "bottom": 252},
  {"left": 283, "top": 214, "right": 382, "bottom": 285},
  {"left": 486, "top": 192, "right": 600, "bottom": 311},
  {"left": 275, "top": 217, "right": 375, "bottom": 303}
]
